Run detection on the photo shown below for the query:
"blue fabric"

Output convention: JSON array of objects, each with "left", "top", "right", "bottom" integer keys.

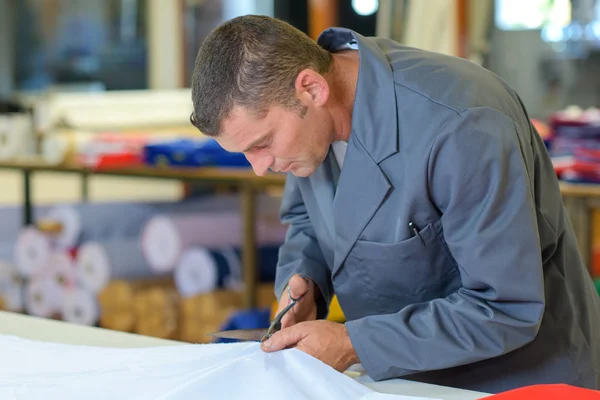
[
  {"left": 214, "top": 308, "right": 272, "bottom": 344},
  {"left": 143, "top": 138, "right": 250, "bottom": 168}
]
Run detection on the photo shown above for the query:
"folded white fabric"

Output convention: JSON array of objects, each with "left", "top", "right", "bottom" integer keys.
[{"left": 0, "top": 334, "right": 434, "bottom": 400}]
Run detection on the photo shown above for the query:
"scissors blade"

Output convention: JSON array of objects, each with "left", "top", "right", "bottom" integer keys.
[{"left": 208, "top": 328, "right": 267, "bottom": 342}]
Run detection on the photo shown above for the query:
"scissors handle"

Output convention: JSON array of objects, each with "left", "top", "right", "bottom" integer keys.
[
  {"left": 271, "top": 298, "right": 297, "bottom": 328},
  {"left": 262, "top": 286, "right": 307, "bottom": 341}
]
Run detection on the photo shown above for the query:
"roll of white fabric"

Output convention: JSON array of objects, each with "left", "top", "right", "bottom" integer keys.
[
  {"left": 220, "top": 247, "right": 244, "bottom": 291},
  {"left": 174, "top": 248, "right": 220, "bottom": 297},
  {"left": 15, "top": 227, "right": 53, "bottom": 278},
  {"left": 48, "top": 251, "right": 77, "bottom": 291},
  {"left": 39, "top": 195, "right": 243, "bottom": 250},
  {"left": 173, "top": 245, "right": 277, "bottom": 297},
  {"left": 76, "top": 239, "right": 153, "bottom": 293},
  {"left": 0, "top": 283, "right": 24, "bottom": 312},
  {"left": 38, "top": 205, "right": 80, "bottom": 250},
  {"left": 0, "top": 262, "right": 24, "bottom": 312},
  {"left": 25, "top": 277, "right": 62, "bottom": 318},
  {"left": 41, "top": 131, "right": 93, "bottom": 165},
  {"left": 141, "top": 212, "right": 287, "bottom": 273},
  {"left": 0, "top": 114, "right": 33, "bottom": 160},
  {"left": 60, "top": 286, "right": 99, "bottom": 326}
]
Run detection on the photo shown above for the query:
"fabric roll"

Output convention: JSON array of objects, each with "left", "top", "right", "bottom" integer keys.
[
  {"left": 141, "top": 212, "right": 286, "bottom": 273},
  {"left": 38, "top": 194, "right": 245, "bottom": 250},
  {"left": 173, "top": 245, "right": 280, "bottom": 298},
  {"left": 220, "top": 247, "right": 244, "bottom": 291},
  {"left": 76, "top": 239, "right": 153, "bottom": 293},
  {"left": 218, "top": 246, "right": 280, "bottom": 290},
  {"left": 48, "top": 251, "right": 77, "bottom": 291},
  {"left": 0, "top": 114, "right": 33, "bottom": 160},
  {"left": 41, "top": 130, "right": 93, "bottom": 165},
  {"left": 174, "top": 248, "right": 227, "bottom": 297},
  {"left": 15, "top": 227, "right": 53, "bottom": 278},
  {"left": 25, "top": 277, "right": 62, "bottom": 318},
  {"left": 0, "top": 262, "right": 24, "bottom": 312},
  {"left": 61, "top": 286, "right": 99, "bottom": 326}
]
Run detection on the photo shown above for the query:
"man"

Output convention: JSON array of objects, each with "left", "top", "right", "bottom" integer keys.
[{"left": 190, "top": 15, "right": 600, "bottom": 393}]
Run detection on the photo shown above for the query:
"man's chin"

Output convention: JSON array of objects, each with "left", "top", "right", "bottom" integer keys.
[{"left": 289, "top": 166, "right": 314, "bottom": 178}]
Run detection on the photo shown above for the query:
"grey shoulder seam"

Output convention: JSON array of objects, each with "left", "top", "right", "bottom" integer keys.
[
  {"left": 393, "top": 81, "right": 461, "bottom": 115},
  {"left": 456, "top": 106, "right": 520, "bottom": 129}
]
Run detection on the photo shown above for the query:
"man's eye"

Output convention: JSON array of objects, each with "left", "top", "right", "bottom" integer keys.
[{"left": 255, "top": 141, "right": 270, "bottom": 150}]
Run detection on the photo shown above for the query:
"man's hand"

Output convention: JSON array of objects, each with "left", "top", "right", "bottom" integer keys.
[
  {"left": 261, "top": 320, "right": 359, "bottom": 372},
  {"left": 276, "top": 274, "right": 318, "bottom": 329}
]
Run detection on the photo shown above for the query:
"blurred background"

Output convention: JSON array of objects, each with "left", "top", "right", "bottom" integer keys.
[{"left": 0, "top": 0, "right": 599, "bottom": 343}]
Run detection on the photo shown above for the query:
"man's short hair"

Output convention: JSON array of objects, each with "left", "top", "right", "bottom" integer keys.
[{"left": 190, "top": 15, "right": 332, "bottom": 136}]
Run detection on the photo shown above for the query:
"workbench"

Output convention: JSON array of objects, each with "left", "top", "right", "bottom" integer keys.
[
  {"left": 0, "top": 311, "right": 489, "bottom": 399},
  {"left": 0, "top": 159, "right": 286, "bottom": 310},
  {"left": 560, "top": 181, "right": 600, "bottom": 272}
]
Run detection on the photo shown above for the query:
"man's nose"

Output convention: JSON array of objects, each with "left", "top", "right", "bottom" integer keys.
[{"left": 246, "top": 153, "right": 273, "bottom": 176}]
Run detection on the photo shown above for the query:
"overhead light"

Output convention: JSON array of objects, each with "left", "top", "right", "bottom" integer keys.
[{"left": 352, "top": 0, "right": 379, "bottom": 16}]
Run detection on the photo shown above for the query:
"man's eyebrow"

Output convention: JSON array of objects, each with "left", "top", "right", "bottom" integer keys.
[{"left": 242, "top": 130, "right": 273, "bottom": 152}]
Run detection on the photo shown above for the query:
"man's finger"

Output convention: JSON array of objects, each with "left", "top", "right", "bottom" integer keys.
[
  {"left": 288, "top": 274, "right": 310, "bottom": 300},
  {"left": 260, "top": 324, "right": 307, "bottom": 352}
]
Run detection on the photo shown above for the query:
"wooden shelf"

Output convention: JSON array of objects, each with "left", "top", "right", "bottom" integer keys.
[
  {"left": 559, "top": 182, "right": 600, "bottom": 198},
  {"left": 0, "top": 158, "right": 286, "bottom": 309},
  {"left": 0, "top": 159, "right": 286, "bottom": 187}
]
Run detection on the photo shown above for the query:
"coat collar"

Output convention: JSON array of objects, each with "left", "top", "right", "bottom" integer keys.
[{"left": 317, "top": 28, "right": 398, "bottom": 164}]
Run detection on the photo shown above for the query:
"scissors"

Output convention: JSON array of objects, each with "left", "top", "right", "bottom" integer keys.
[{"left": 208, "top": 285, "right": 307, "bottom": 342}]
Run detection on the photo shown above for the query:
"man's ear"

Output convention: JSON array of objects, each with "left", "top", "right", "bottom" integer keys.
[{"left": 294, "top": 69, "right": 329, "bottom": 107}]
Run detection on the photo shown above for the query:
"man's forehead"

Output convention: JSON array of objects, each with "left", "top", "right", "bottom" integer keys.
[
  {"left": 221, "top": 110, "right": 252, "bottom": 138},
  {"left": 218, "top": 108, "right": 263, "bottom": 150}
]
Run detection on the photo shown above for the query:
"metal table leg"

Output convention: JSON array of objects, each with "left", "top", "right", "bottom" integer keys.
[
  {"left": 241, "top": 184, "right": 257, "bottom": 309},
  {"left": 23, "top": 169, "right": 32, "bottom": 225},
  {"left": 564, "top": 195, "right": 591, "bottom": 272},
  {"left": 81, "top": 172, "right": 89, "bottom": 202}
]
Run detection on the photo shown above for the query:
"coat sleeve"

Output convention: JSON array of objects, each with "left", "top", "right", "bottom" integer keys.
[
  {"left": 345, "top": 107, "right": 546, "bottom": 380},
  {"left": 274, "top": 175, "right": 333, "bottom": 319}
]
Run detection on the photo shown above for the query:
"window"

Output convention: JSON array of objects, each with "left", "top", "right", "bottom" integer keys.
[{"left": 14, "top": 0, "right": 148, "bottom": 91}]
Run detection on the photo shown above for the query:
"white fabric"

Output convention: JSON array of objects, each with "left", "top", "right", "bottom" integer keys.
[
  {"left": 332, "top": 140, "right": 349, "bottom": 169},
  {"left": 0, "top": 335, "right": 438, "bottom": 400}
]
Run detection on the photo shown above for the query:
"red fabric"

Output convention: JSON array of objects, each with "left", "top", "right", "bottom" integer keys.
[
  {"left": 483, "top": 384, "right": 600, "bottom": 399},
  {"left": 67, "top": 247, "right": 78, "bottom": 260}
]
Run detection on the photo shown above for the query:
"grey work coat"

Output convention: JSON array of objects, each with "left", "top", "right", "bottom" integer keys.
[{"left": 274, "top": 28, "right": 600, "bottom": 394}]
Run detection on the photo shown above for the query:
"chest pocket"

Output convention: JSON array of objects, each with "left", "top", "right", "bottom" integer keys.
[{"left": 341, "top": 219, "right": 460, "bottom": 316}]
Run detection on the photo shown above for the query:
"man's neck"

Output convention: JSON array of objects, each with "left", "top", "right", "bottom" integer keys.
[{"left": 326, "top": 51, "right": 359, "bottom": 143}]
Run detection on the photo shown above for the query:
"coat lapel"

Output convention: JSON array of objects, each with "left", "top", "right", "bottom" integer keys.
[
  {"left": 316, "top": 28, "right": 401, "bottom": 276},
  {"left": 332, "top": 137, "right": 391, "bottom": 276},
  {"left": 309, "top": 150, "right": 337, "bottom": 241}
]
